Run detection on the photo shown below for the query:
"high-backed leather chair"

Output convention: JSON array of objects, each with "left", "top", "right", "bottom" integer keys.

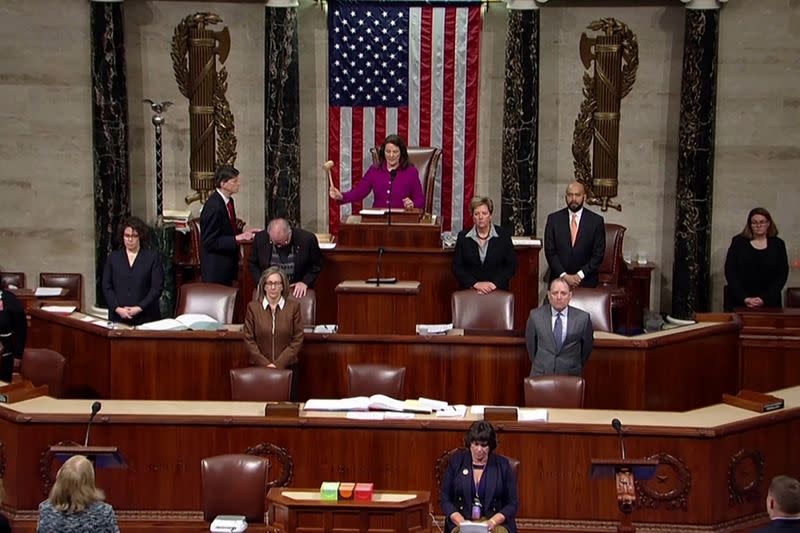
[
  {"left": 19, "top": 348, "right": 67, "bottom": 398},
  {"left": 569, "top": 287, "right": 613, "bottom": 332},
  {"left": 370, "top": 146, "right": 442, "bottom": 217},
  {"left": 176, "top": 282, "right": 238, "bottom": 323},
  {"left": 230, "top": 367, "right": 293, "bottom": 401},
  {"left": 451, "top": 290, "right": 514, "bottom": 331},
  {"left": 39, "top": 272, "right": 83, "bottom": 310},
  {"left": 786, "top": 288, "right": 800, "bottom": 308},
  {"left": 435, "top": 448, "right": 520, "bottom": 492},
  {"left": 346, "top": 363, "right": 406, "bottom": 398},
  {"left": 201, "top": 454, "right": 269, "bottom": 523},
  {"left": 1, "top": 272, "right": 26, "bottom": 289},
  {"left": 251, "top": 287, "right": 317, "bottom": 327},
  {"left": 523, "top": 375, "right": 585, "bottom": 408},
  {"left": 596, "top": 224, "right": 628, "bottom": 310}
]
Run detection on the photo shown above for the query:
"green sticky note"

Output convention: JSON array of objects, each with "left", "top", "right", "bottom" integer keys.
[{"left": 320, "top": 481, "right": 340, "bottom": 501}]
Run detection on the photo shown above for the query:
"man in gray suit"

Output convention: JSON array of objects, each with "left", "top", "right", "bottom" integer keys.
[{"left": 526, "top": 278, "right": 594, "bottom": 376}]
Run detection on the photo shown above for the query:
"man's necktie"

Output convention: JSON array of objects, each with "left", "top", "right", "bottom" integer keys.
[
  {"left": 570, "top": 213, "right": 578, "bottom": 246},
  {"left": 554, "top": 312, "right": 563, "bottom": 351},
  {"left": 227, "top": 198, "right": 237, "bottom": 232}
]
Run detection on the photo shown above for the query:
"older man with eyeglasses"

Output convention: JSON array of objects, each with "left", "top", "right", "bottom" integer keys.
[{"left": 248, "top": 218, "right": 323, "bottom": 298}]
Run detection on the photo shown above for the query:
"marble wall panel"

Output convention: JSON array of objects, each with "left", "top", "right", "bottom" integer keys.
[{"left": 1, "top": 0, "right": 797, "bottom": 314}]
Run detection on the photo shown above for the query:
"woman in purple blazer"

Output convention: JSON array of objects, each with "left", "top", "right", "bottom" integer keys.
[{"left": 329, "top": 134, "right": 425, "bottom": 210}]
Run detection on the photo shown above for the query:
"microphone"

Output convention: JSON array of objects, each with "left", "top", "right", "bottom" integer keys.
[
  {"left": 611, "top": 418, "right": 626, "bottom": 460},
  {"left": 387, "top": 169, "right": 397, "bottom": 226},
  {"left": 84, "top": 401, "right": 102, "bottom": 447},
  {"left": 376, "top": 247, "right": 385, "bottom": 287}
]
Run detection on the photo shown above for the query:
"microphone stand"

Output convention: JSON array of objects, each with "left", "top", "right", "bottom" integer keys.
[
  {"left": 375, "top": 247, "right": 384, "bottom": 287},
  {"left": 387, "top": 169, "right": 397, "bottom": 227}
]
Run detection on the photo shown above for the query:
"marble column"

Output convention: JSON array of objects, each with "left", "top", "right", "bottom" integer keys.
[
  {"left": 670, "top": 0, "right": 725, "bottom": 319},
  {"left": 264, "top": 0, "right": 301, "bottom": 227},
  {"left": 500, "top": 0, "right": 543, "bottom": 236},
  {"left": 91, "top": 0, "right": 130, "bottom": 308}
]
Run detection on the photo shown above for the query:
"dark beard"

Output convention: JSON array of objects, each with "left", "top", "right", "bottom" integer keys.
[{"left": 568, "top": 202, "right": 583, "bottom": 213}]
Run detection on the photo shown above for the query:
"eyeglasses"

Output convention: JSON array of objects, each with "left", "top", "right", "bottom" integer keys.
[
  {"left": 265, "top": 281, "right": 283, "bottom": 287},
  {"left": 750, "top": 220, "right": 769, "bottom": 226},
  {"left": 123, "top": 233, "right": 140, "bottom": 239}
]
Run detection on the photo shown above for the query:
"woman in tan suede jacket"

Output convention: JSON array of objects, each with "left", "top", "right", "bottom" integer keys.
[{"left": 243, "top": 266, "right": 303, "bottom": 368}]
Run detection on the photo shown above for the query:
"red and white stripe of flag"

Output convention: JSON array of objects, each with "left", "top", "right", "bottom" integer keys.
[{"left": 328, "top": 5, "right": 482, "bottom": 234}]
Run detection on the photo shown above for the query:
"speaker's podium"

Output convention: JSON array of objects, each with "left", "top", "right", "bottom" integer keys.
[
  {"left": 267, "top": 488, "right": 430, "bottom": 533},
  {"left": 48, "top": 444, "right": 127, "bottom": 469},
  {"left": 335, "top": 208, "right": 436, "bottom": 334},
  {"left": 337, "top": 209, "right": 442, "bottom": 250},
  {"left": 590, "top": 458, "right": 658, "bottom": 533}
]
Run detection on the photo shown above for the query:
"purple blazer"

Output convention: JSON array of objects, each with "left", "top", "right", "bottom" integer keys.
[{"left": 341, "top": 163, "right": 425, "bottom": 209}]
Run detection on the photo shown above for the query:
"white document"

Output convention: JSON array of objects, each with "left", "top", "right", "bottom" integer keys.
[
  {"left": 210, "top": 514, "right": 247, "bottom": 532},
  {"left": 511, "top": 236, "right": 542, "bottom": 246},
  {"left": 35, "top": 287, "right": 64, "bottom": 297},
  {"left": 434, "top": 405, "right": 467, "bottom": 418},
  {"left": 137, "top": 313, "right": 223, "bottom": 331},
  {"left": 359, "top": 208, "right": 386, "bottom": 215},
  {"left": 417, "top": 397, "right": 449, "bottom": 410},
  {"left": 517, "top": 408, "right": 549, "bottom": 422},
  {"left": 312, "top": 324, "right": 338, "bottom": 334},
  {"left": 304, "top": 395, "right": 433, "bottom": 413},
  {"left": 319, "top": 242, "right": 337, "bottom": 250},
  {"left": 40, "top": 305, "right": 76, "bottom": 314},
  {"left": 415, "top": 323, "right": 453, "bottom": 335},
  {"left": 458, "top": 522, "right": 489, "bottom": 533}
]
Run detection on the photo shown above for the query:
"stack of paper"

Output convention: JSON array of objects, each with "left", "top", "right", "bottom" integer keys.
[
  {"left": 416, "top": 323, "right": 453, "bottom": 335},
  {"left": 304, "top": 395, "right": 433, "bottom": 413},
  {"left": 210, "top": 515, "right": 247, "bottom": 533},
  {"left": 137, "top": 313, "right": 223, "bottom": 331},
  {"left": 35, "top": 287, "right": 65, "bottom": 297}
]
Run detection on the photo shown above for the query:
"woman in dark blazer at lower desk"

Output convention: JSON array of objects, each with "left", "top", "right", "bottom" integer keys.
[
  {"left": 243, "top": 266, "right": 304, "bottom": 369},
  {"left": 453, "top": 196, "right": 517, "bottom": 293},
  {"left": 724, "top": 207, "right": 789, "bottom": 311},
  {"left": 441, "top": 421, "right": 519, "bottom": 533},
  {"left": 101, "top": 217, "right": 164, "bottom": 326}
]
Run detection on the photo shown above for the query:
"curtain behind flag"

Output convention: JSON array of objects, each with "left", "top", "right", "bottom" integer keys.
[{"left": 327, "top": 1, "right": 482, "bottom": 234}]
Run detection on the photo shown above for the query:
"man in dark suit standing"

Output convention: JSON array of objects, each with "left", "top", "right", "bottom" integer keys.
[
  {"left": 248, "top": 218, "right": 323, "bottom": 298},
  {"left": 526, "top": 278, "right": 594, "bottom": 376},
  {"left": 200, "top": 165, "right": 256, "bottom": 286},
  {"left": 544, "top": 180, "right": 606, "bottom": 288},
  {"left": 754, "top": 475, "right": 800, "bottom": 532}
]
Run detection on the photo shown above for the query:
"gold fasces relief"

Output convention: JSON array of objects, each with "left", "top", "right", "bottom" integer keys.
[
  {"left": 171, "top": 13, "right": 238, "bottom": 205},
  {"left": 572, "top": 18, "right": 638, "bottom": 212}
]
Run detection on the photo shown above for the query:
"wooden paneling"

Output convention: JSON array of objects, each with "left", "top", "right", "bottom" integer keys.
[
  {"left": 28, "top": 311, "right": 740, "bottom": 412},
  {"left": 2, "top": 404, "right": 797, "bottom": 532},
  {"left": 738, "top": 309, "right": 800, "bottom": 393}
]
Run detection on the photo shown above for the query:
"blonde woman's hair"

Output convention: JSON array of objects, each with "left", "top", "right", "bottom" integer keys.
[
  {"left": 256, "top": 266, "right": 290, "bottom": 301},
  {"left": 48, "top": 455, "right": 105, "bottom": 513}
]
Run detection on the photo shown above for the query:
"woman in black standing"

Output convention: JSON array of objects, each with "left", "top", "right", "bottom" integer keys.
[
  {"left": 724, "top": 207, "right": 789, "bottom": 311},
  {"left": 102, "top": 217, "right": 164, "bottom": 325}
]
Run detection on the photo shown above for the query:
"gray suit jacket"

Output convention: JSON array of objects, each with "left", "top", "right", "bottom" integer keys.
[{"left": 526, "top": 303, "right": 594, "bottom": 376}]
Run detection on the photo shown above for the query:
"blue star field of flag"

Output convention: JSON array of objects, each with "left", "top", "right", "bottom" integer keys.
[{"left": 329, "top": 3, "right": 410, "bottom": 107}]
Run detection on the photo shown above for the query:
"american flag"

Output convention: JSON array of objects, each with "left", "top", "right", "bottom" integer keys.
[{"left": 327, "top": 1, "right": 482, "bottom": 233}]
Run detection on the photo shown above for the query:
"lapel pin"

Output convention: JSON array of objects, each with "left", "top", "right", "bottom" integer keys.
[{"left": 462, "top": 468, "right": 469, "bottom": 476}]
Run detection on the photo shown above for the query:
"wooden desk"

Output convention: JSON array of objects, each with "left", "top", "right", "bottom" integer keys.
[
  {"left": 268, "top": 488, "right": 430, "bottom": 533},
  {"left": 316, "top": 244, "right": 540, "bottom": 331},
  {"left": 336, "top": 280, "right": 421, "bottom": 335},
  {"left": 9, "top": 288, "right": 79, "bottom": 313},
  {"left": 2, "top": 389, "right": 798, "bottom": 532},
  {"left": 736, "top": 308, "right": 800, "bottom": 392},
  {"left": 28, "top": 310, "right": 739, "bottom": 411}
]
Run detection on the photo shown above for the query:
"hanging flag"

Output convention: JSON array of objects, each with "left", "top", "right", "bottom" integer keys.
[{"left": 327, "top": 0, "right": 482, "bottom": 233}]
